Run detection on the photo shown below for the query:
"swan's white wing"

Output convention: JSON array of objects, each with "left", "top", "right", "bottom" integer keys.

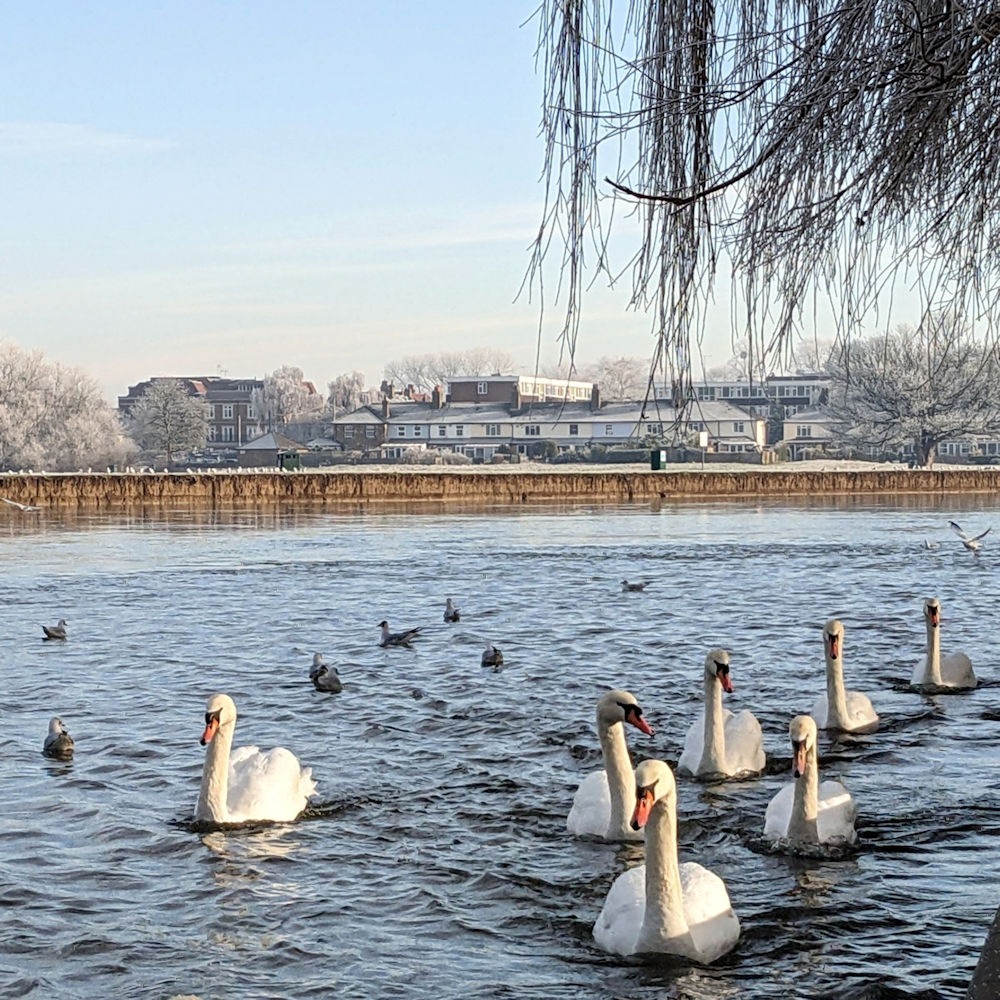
[
  {"left": 680, "top": 862, "right": 741, "bottom": 964},
  {"left": 567, "top": 770, "right": 611, "bottom": 837},
  {"left": 724, "top": 710, "right": 765, "bottom": 775},
  {"left": 227, "top": 745, "right": 316, "bottom": 823},
  {"left": 941, "top": 651, "right": 977, "bottom": 688},
  {"left": 816, "top": 779, "right": 857, "bottom": 845},
  {"left": 910, "top": 656, "right": 930, "bottom": 686},
  {"left": 845, "top": 690, "right": 879, "bottom": 732},
  {"left": 809, "top": 694, "right": 830, "bottom": 730},
  {"left": 677, "top": 710, "right": 706, "bottom": 776},
  {"left": 764, "top": 783, "right": 794, "bottom": 841},
  {"left": 593, "top": 864, "right": 644, "bottom": 956}
]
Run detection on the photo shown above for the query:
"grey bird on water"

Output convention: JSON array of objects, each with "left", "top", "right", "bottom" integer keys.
[
  {"left": 309, "top": 653, "right": 343, "bottom": 694},
  {"left": 42, "top": 619, "right": 67, "bottom": 640},
  {"left": 43, "top": 717, "right": 75, "bottom": 759}
]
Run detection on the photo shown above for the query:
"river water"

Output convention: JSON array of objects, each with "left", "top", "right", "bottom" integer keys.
[{"left": 1, "top": 496, "right": 998, "bottom": 999}]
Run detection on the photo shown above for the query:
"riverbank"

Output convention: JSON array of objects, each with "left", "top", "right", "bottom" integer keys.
[{"left": 1, "top": 460, "right": 999, "bottom": 508}]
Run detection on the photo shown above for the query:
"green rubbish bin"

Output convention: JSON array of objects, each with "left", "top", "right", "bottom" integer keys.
[{"left": 650, "top": 449, "right": 667, "bottom": 470}]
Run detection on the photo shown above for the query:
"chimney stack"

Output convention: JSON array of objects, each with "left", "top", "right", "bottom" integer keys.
[
  {"left": 381, "top": 398, "right": 390, "bottom": 421},
  {"left": 590, "top": 385, "right": 602, "bottom": 411},
  {"left": 431, "top": 385, "right": 444, "bottom": 409}
]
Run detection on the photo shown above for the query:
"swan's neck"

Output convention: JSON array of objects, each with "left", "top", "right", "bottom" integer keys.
[
  {"left": 699, "top": 671, "right": 727, "bottom": 775},
  {"left": 637, "top": 795, "right": 692, "bottom": 952},
  {"left": 922, "top": 621, "right": 942, "bottom": 685},
  {"left": 598, "top": 717, "right": 635, "bottom": 838},
  {"left": 196, "top": 722, "right": 234, "bottom": 823},
  {"left": 787, "top": 747, "right": 820, "bottom": 844},
  {"left": 825, "top": 649, "right": 849, "bottom": 727}
]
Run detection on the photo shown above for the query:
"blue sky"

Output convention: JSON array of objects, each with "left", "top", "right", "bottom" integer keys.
[{"left": 0, "top": 1, "right": 734, "bottom": 402}]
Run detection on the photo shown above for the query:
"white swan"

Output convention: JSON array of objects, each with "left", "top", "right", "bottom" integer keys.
[
  {"left": 195, "top": 693, "right": 317, "bottom": 824},
  {"left": 810, "top": 620, "right": 879, "bottom": 734},
  {"left": 567, "top": 689, "right": 654, "bottom": 841},
  {"left": 593, "top": 758, "right": 741, "bottom": 962},
  {"left": 911, "top": 597, "right": 977, "bottom": 691},
  {"left": 764, "top": 715, "right": 857, "bottom": 850},
  {"left": 678, "top": 649, "right": 765, "bottom": 780}
]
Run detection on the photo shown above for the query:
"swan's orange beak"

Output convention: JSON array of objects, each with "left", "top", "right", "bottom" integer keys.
[
  {"left": 828, "top": 634, "right": 840, "bottom": 659},
  {"left": 200, "top": 717, "right": 219, "bottom": 746},
  {"left": 631, "top": 787, "right": 654, "bottom": 831},
  {"left": 718, "top": 671, "right": 733, "bottom": 694},
  {"left": 928, "top": 608, "right": 940, "bottom": 627},
  {"left": 628, "top": 710, "right": 654, "bottom": 736},
  {"left": 793, "top": 742, "right": 808, "bottom": 778}
]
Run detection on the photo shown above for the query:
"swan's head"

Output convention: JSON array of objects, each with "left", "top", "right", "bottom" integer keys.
[
  {"left": 789, "top": 715, "right": 817, "bottom": 778},
  {"left": 705, "top": 649, "right": 733, "bottom": 693},
  {"left": 47, "top": 717, "right": 69, "bottom": 736},
  {"left": 598, "top": 689, "right": 654, "bottom": 735},
  {"left": 924, "top": 598, "right": 941, "bottom": 628},
  {"left": 200, "top": 693, "right": 237, "bottom": 746},
  {"left": 630, "top": 758, "right": 675, "bottom": 830},
  {"left": 823, "top": 620, "right": 844, "bottom": 660}
]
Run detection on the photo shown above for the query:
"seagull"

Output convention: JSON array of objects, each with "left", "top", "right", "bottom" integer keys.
[
  {"left": 621, "top": 579, "right": 651, "bottom": 592},
  {"left": 309, "top": 654, "right": 343, "bottom": 694},
  {"left": 950, "top": 520, "right": 991, "bottom": 556},
  {"left": 379, "top": 620, "right": 422, "bottom": 647},
  {"left": 43, "top": 717, "right": 74, "bottom": 759},
  {"left": 481, "top": 642, "right": 504, "bottom": 670},
  {"left": 443, "top": 598, "right": 460, "bottom": 623},
  {"left": 1, "top": 497, "right": 40, "bottom": 512},
  {"left": 924, "top": 539, "right": 940, "bottom": 550},
  {"left": 42, "top": 619, "right": 67, "bottom": 640}
]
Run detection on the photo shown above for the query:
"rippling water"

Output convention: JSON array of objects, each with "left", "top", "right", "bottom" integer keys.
[{"left": 1, "top": 496, "right": 999, "bottom": 999}]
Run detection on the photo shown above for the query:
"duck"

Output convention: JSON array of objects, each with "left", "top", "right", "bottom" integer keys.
[
  {"left": 911, "top": 597, "right": 977, "bottom": 692},
  {"left": 42, "top": 717, "right": 75, "bottom": 759},
  {"left": 195, "top": 693, "right": 316, "bottom": 825},
  {"left": 379, "top": 621, "right": 422, "bottom": 647},
  {"left": 763, "top": 715, "right": 857, "bottom": 851},
  {"left": 42, "top": 619, "right": 67, "bottom": 641},
  {"left": 678, "top": 649, "right": 765, "bottom": 780},
  {"left": 567, "top": 689, "right": 654, "bottom": 841},
  {"left": 444, "top": 598, "right": 460, "bottom": 623},
  {"left": 481, "top": 642, "right": 504, "bottom": 669},
  {"left": 621, "top": 579, "right": 650, "bottom": 593},
  {"left": 810, "top": 619, "right": 879, "bottom": 734},
  {"left": 593, "top": 758, "right": 741, "bottom": 962},
  {"left": 309, "top": 653, "right": 343, "bottom": 694}
]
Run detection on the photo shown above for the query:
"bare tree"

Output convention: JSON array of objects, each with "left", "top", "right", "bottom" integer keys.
[
  {"left": 581, "top": 356, "right": 647, "bottom": 400},
  {"left": 0, "top": 342, "right": 134, "bottom": 471},
  {"left": 127, "top": 378, "right": 208, "bottom": 465},
  {"left": 382, "top": 349, "right": 515, "bottom": 394},
  {"left": 531, "top": 2, "right": 1000, "bottom": 389},
  {"left": 827, "top": 314, "right": 1000, "bottom": 467},
  {"left": 327, "top": 371, "right": 367, "bottom": 414},
  {"left": 254, "top": 366, "right": 323, "bottom": 430}
]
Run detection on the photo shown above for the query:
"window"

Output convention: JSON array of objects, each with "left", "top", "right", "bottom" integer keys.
[
  {"left": 646, "top": 423, "right": 662, "bottom": 435},
  {"left": 477, "top": 382, "right": 488, "bottom": 395},
  {"left": 344, "top": 426, "right": 354, "bottom": 438},
  {"left": 604, "top": 424, "right": 613, "bottom": 436},
  {"left": 366, "top": 426, "right": 375, "bottom": 439},
  {"left": 721, "top": 387, "right": 731, "bottom": 398},
  {"left": 438, "top": 426, "right": 446, "bottom": 437},
  {"left": 248, "top": 405, "right": 256, "bottom": 418},
  {"left": 525, "top": 425, "right": 540, "bottom": 436},
  {"left": 396, "top": 426, "right": 406, "bottom": 437},
  {"left": 413, "top": 425, "right": 422, "bottom": 436},
  {"left": 207, "top": 426, "right": 217, "bottom": 442},
  {"left": 486, "top": 424, "right": 501, "bottom": 436},
  {"left": 690, "top": 421, "right": 703, "bottom": 431},
  {"left": 733, "top": 421, "right": 745, "bottom": 433},
  {"left": 221, "top": 426, "right": 235, "bottom": 442},
  {"left": 796, "top": 425, "right": 812, "bottom": 438},
  {"left": 222, "top": 404, "right": 234, "bottom": 419},
  {"left": 455, "top": 426, "right": 464, "bottom": 437},
  {"left": 569, "top": 424, "right": 578, "bottom": 435}
]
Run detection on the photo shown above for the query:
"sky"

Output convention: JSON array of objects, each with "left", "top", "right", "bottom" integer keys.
[{"left": 0, "top": 1, "right": 738, "bottom": 404}]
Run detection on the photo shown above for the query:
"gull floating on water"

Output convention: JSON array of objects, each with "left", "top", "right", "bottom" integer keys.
[
  {"left": 950, "top": 520, "right": 991, "bottom": 556},
  {"left": 1, "top": 497, "right": 40, "bottom": 512},
  {"left": 924, "top": 540, "right": 940, "bottom": 550},
  {"left": 621, "top": 579, "right": 651, "bottom": 593},
  {"left": 481, "top": 642, "right": 504, "bottom": 669},
  {"left": 443, "top": 598, "right": 461, "bottom": 623},
  {"left": 379, "top": 621, "right": 422, "bottom": 647},
  {"left": 43, "top": 717, "right": 74, "bottom": 759},
  {"left": 42, "top": 619, "right": 67, "bottom": 640},
  {"left": 309, "top": 653, "right": 343, "bottom": 694}
]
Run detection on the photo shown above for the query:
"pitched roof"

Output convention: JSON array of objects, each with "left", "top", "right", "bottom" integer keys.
[{"left": 240, "top": 432, "right": 306, "bottom": 452}]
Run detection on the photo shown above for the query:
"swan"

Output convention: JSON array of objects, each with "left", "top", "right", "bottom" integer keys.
[
  {"left": 678, "top": 649, "right": 765, "bottom": 780},
  {"left": 593, "top": 758, "right": 741, "bottom": 962},
  {"left": 43, "top": 717, "right": 74, "bottom": 759},
  {"left": 764, "top": 715, "right": 857, "bottom": 851},
  {"left": 379, "top": 621, "right": 422, "bottom": 647},
  {"left": 810, "top": 620, "right": 879, "bottom": 734},
  {"left": 911, "top": 597, "right": 977, "bottom": 692},
  {"left": 567, "top": 689, "right": 654, "bottom": 841},
  {"left": 444, "top": 598, "right": 460, "bottom": 622},
  {"left": 195, "top": 693, "right": 317, "bottom": 825},
  {"left": 42, "top": 619, "right": 67, "bottom": 641}
]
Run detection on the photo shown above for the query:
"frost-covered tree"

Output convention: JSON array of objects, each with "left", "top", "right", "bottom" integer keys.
[
  {"left": 827, "top": 315, "right": 1000, "bottom": 467},
  {"left": 127, "top": 378, "right": 208, "bottom": 465},
  {"left": 0, "top": 342, "right": 132, "bottom": 472},
  {"left": 327, "top": 371, "right": 366, "bottom": 413},
  {"left": 582, "top": 356, "right": 648, "bottom": 400},
  {"left": 532, "top": 2, "right": 1000, "bottom": 388},
  {"left": 382, "top": 348, "right": 515, "bottom": 394},
  {"left": 254, "top": 366, "right": 323, "bottom": 430}
]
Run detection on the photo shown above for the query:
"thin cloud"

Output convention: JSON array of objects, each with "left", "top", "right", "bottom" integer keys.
[{"left": 0, "top": 122, "right": 174, "bottom": 155}]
